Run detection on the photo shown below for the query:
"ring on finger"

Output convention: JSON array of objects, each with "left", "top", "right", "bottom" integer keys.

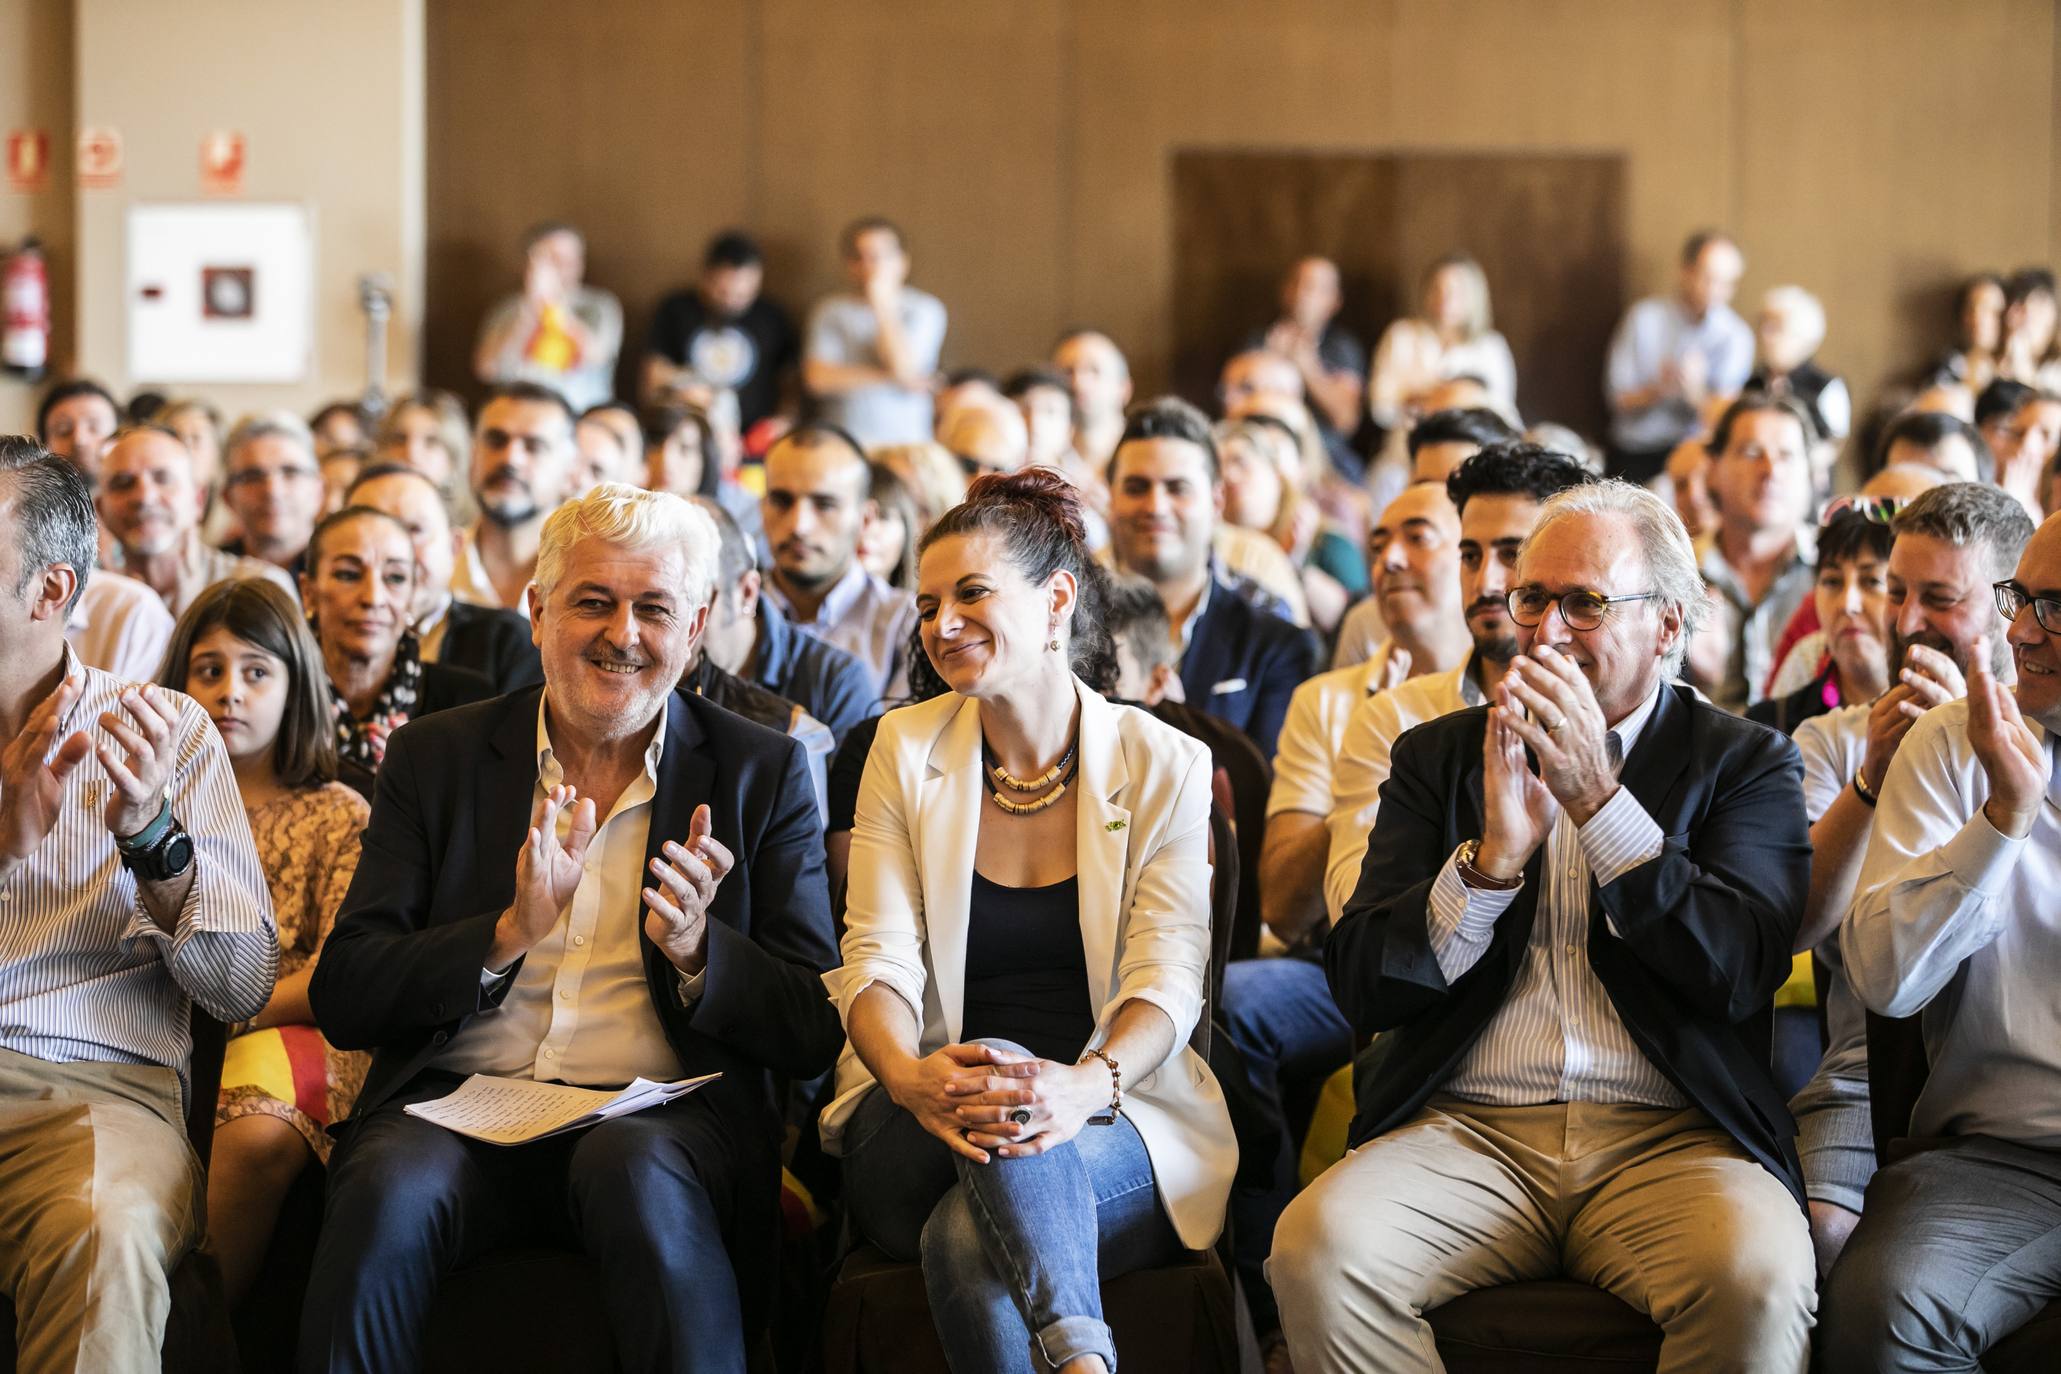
[
  {"left": 1548, "top": 716, "right": 1567, "bottom": 733},
  {"left": 1008, "top": 1108, "right": 1032, "bottom": 1126}
]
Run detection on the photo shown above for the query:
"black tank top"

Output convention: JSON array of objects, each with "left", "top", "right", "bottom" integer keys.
[{"left": 960, "top": 871, "right": 1094, "bottom": 1065}]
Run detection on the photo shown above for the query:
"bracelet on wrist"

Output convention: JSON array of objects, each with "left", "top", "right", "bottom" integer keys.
[
  {"left": 1078, "top": 1047, "right": 1121, "bottom": 1124},
  {"left": 1852, "top": 770, "right": 1879, "bottom": 808}
]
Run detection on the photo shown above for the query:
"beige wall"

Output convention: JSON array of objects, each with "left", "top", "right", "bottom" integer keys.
[
  {"left": 426, "top": 0, "right": 2061, "bottom": 434},
  {"left": 0, "top": 0, "right": 75, "bottom": 434},
  {"left": 70, "top": 0, "right": 423, "bottom": 422}
]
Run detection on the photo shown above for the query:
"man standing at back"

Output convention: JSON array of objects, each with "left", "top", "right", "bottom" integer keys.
[
  {"left": 473, "top": 222, "right": 623, "bottom": 413},
  {"left": 802, "top": 218, "right": 947, "bottom": 447},
  {"left": 1606, "top": 230, "right": 1754, "bottom": 484},
  {"left": 1245, "top": 256, "right": 1367, "bottom": 460},
  {"left": 643, "top": 231, "right": 797, "bottom": 433},
  {"left": 759, "top": 425, "right": 917, "bottom": 703}
]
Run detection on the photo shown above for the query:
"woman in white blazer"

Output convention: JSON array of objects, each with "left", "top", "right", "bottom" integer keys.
[{"left": 820, "top": 467, "right": 1235, "bottom": 1374}]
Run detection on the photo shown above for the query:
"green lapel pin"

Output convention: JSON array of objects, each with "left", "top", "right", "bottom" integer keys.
[{"left": 1106, "top": 819, "right": 1127, "bottom": 832}]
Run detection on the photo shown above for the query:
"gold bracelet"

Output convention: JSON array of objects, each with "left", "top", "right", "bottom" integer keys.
[{"left": 1079, "top": 1047, "right": 1121, "bottom": 1124}]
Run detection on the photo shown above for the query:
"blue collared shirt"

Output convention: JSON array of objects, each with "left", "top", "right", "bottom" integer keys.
[
  {"left": 1606, "top": 295, "right": 1755, "bottom": 451},
  {"left": 751, "top": 597, "right": 878, "bottom": 744},
  {"left": 761, "top": 563, "right": 917, "bottom": 706}
]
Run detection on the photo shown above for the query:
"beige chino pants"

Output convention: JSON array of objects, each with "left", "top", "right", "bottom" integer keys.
[
  {"left": 0, "top": 1049, "right": 203, "bottom": 1374},
  {"left": 1268, "top": 1095, "right": 1815, "bottom": 1374}
]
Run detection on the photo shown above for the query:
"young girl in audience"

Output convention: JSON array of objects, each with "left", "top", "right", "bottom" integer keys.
[
  {"left": 157, "top": 577, "right": 370, "bottom": 1305},
  {"left": 823, "top": 468, "right": 1233, "bottom": 1374}
]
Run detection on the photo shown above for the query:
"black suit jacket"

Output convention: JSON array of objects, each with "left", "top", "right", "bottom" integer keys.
[
  {"left": 1178, "top": 575, "right": 1319, "bottom": 759},
  {"left": 439, "top": 600, "right": 544, "bottom": 693},
  {"left": 1327, "top": 681, "right": 1811, "bottom": 1205},
  {"left": 311, "top": 685, "right": 843, "bottom": 1139}
]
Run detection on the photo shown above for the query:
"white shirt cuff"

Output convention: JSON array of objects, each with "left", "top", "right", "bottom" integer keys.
[
  {"left": 1576, "top": 785, "right": 1665, "bottom": 889},
  {"left": 1426, "top": 849, "right": 1520, "bottom": 983}
]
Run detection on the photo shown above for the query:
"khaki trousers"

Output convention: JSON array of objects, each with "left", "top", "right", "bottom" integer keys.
[
  {"left": 1268, "top": 1095, "right": 1815, "bottom": 1374},
  {"left": 0, "top": 1049, "right": 203, "bottom": 1374}
]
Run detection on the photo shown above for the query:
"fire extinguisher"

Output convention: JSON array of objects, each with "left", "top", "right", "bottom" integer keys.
[{"left": 2, "top": 237, "right": 51, "bottom": 381}]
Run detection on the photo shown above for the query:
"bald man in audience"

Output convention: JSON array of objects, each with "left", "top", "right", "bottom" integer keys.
[
  {"left": 937, "top": 395, "right": 1030, "bottom": 475},
  {"left": 96, "top": 427, "right": 293, "bottom": 615},
  {"left": 1054, "top": 329, "right": 1134, "bottom": 469},
  {"left": 348, "top": 462, "right": 544, "bottom": 693}
]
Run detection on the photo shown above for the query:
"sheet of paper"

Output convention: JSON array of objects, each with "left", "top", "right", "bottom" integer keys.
[{"left": 404, "top": 1072, "right": 720, "bottom": 1146}]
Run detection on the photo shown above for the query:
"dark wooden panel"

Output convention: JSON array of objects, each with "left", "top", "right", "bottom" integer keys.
[
  {"left": 1172, "top": 150, "right": 1625, "bottom": 438},
  {"left": 424, "top": 1, "right": 756, "bottom": 404}
]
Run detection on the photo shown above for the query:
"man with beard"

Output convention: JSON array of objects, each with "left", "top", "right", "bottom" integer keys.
[
  {"left": 1108, "top": 398, "right": 1317, "bottom": 758},
  {"left": 758, "top": 424, "right": 916, "bottom": 703},
  {"left": 449, "top": 382, "right": 578, "bottom": 620},
  {"left": 642, "top": 232, "right": 797, "bottom": 432},
  {"left": 1781, "top": 483, "right": 2034, "bottom": 1280},
  {"left": 1821, "top": 509, "right": 2061, "bottom": 1368},
  {"left": 96, "top": 427, "right": 292, "bottom": 614}
]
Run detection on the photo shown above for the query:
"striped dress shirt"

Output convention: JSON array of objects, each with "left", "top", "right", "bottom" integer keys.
[
  {"left": 0, "top": 648, "right": 278, "bottom": 1109},
  {"left": 1424, "top": 685, "right": 1685, "bottom": 1107}
]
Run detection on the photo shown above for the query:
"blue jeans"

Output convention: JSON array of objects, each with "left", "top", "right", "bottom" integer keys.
[
  {"left": 1218, "top": 956, "right": 1352, "bottom": 1337},
  {"left": 843, "top": 1040, "right": 1182, "bottom": 1373}
]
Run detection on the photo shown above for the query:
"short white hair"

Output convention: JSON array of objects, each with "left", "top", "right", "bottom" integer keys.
[
  {"left": 534, "top": 482, "right": 718, "bottom": 611},
  {"left": 1762, "top": 285, "right": 1827, "bottom": 356},
  {"left": 1519, "top": 479, "right": 1705, "bottom": 677}
]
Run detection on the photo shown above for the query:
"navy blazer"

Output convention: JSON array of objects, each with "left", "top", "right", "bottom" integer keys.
[
  {"left": 1327, "top": 681, "right": 1812, "bottom": 1206},
  {"left": 1178, "top": 574, "right": 1319, "bottom": 759},
  {"left": 311, "top": 685, "right": 843, "bottom": 1137},
  {"left": 439, "top": 600, "right": 545, "bottom": 693}
]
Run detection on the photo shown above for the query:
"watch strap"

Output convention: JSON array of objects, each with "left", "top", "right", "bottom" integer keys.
[
  {"left": 1455, "top": 839, "right": 1522, "bottom": 891},
  {"left": 116, "top": 795, "right": 174, "bottom": 852}
]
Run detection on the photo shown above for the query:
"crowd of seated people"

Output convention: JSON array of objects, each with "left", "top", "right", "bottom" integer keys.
[{"left": 6, "top": 213, "right": 2061, "bottom": 1374}]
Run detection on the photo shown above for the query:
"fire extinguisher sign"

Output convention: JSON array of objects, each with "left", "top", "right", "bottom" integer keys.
[
  {"left": 6, "top": 129, "right": 48, "bottom": 194},
  {"left": 77, "top": 127, "right": 122, "bottom": 189}
]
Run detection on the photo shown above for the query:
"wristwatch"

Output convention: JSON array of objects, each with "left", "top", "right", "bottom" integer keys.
[
  {"left": 1455, "top": 839, "right": 1522, "bottom": 891},
  {"left": 116, "top": 796, "right": 196, "bottom": 883}
]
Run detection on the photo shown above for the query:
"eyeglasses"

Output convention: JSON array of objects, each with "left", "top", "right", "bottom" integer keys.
[
  {"left": 1819, "top": 494, "right": 1905, "bottom": 527},
  {"left": 1994, "top": 579, "right": 2061, "bottom": 634},
  {"left": 1506, "top": 586, "right": 1657, "bottom": 631}
]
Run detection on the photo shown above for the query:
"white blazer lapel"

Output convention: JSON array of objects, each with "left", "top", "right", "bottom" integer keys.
[
  {"left": 919, "top": 696, "right": 984, "bottom": 1044},
  {"left": 1073, "top": 684, "right": 1130, "bottom": 1020}
]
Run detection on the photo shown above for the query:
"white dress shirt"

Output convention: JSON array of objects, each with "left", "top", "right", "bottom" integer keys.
[
  {"left": 0, "top": 647, "right": 277, "bottom": 1107},
  {"left": 1842, "top": 698, "right": 2061, "bottom": 1148},
  {"left": 65, "top": 571, "right": 175, "bottom": 682},
  {"left": 1323, "top": 658, "right": 1484, "bottom": 926},
  {"left": 448, "top": 524, "right": 530, "bottom": 620},
  {"left": 761, "top": 562, "right": 916, "bottom": 704},
  {"left": 1423, "top": 685, "right": 1684, "bottom": 1107},
  {"left": 437, "top": 696, "right": 683, "bottom": 1087},
  {"left": 1266, "top": 655, "right": 1385, "bottom": 821}
]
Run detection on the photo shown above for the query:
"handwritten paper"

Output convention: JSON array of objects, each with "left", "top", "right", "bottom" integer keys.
[{"left": 404, "top": 1072, "right": 720, "bottom": 1146}]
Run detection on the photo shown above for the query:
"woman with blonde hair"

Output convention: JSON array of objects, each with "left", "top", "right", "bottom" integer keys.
[
  {"left": 873, "top": 439, "right": 970, "bottom": 532},
  {"left": 1368, "top": 253, "right": 1518, "bottom": 430},
  {"left": 1216, "top": 414, "right": 1368, "bottom": 633},
  {"left": 375, "top": 389, "right": 475, "bottom": 524}
]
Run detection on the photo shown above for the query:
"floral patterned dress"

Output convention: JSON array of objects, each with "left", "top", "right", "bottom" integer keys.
[{"left": 214, "top": 781, "right": 371, "bottom": 1164}]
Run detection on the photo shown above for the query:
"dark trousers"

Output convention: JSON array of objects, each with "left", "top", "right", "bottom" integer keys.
[
  {"left": 1821, "top": 1134, "right": 2061, "bottom": 1373},
  {"left": 298, "top": 1075, "right": 756, "bottom": 1374},
  {"left": 1218, "top": 957, "right": 1353, "bottom": 1339}
]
